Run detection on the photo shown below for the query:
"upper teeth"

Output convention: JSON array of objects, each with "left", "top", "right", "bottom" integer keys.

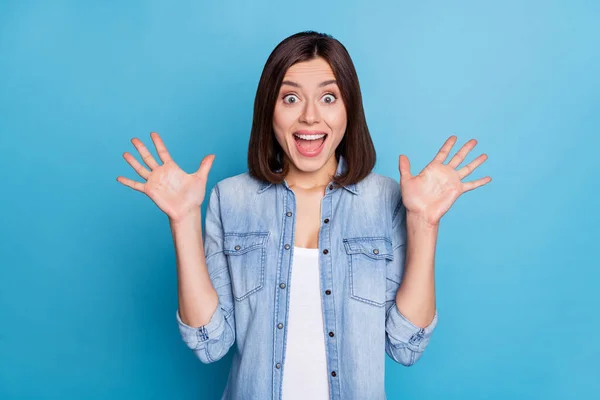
[{"left": 294, "top": 133, "right": 326, "bottom": 140}]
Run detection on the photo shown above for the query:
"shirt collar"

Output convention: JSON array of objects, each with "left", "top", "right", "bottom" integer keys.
[{"left": 258, "top": 154, "right": 358, "bottom": 194}]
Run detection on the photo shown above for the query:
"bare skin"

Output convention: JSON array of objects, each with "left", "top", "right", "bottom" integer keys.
[
  {"left": 273, "top": 59, "right": 493, "bottom": 329},
  {"left": 273, "top": 56, "right": 348, "bottom": 248},
  {"left": 116, "top": 56, "right": 491, "bottom": 331},
  {"left": 288, "top": 184, "right": 327, "bottom": 248},
  {"left": 116, "top": 132, "right": 218, "bottom": 328}
]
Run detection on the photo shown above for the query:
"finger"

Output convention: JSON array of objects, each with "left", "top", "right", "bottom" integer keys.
[
  {"left": 131, "top": 137, "right": 160, "bottom": 170},
  {"left": 123, "top": 152, "right": 151, "bottom": 180},
  {"left": 433, "top": 135, "right": 458, "bottom": 163},
  {"left": 195, "top": 154, "right": 216, "bottom": 181},
  {"left": 150, "top": 132, "right": 173, "bottom": 164},
  {"left": 461, "top": 176, "right": 492, "bottom": 193},
  {"left": 398, "top": 154, "right": 412, "bottom": 179},
  {"left": 448, "top": 139, "right": 477, "bottom": 169},
  {"left": 116, "top": 176, "right": 145, "bottom": 193},
  {"left": 458, "top": 153, "right": 488, "bottom": 180}
]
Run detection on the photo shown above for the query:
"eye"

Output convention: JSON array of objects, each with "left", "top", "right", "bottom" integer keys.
[
  {"left": 322, "top": 93, "right": 337, "bottom": 104},
  {"left": 283, "top": 94, "right": 299, "bottom": 104}
]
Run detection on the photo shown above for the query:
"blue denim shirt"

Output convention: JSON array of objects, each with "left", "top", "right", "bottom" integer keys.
[{"left": 176, "top": 155, "right": 439, "bottom": 400}]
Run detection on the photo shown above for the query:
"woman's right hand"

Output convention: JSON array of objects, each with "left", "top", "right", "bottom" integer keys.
[{"left": 116, "top": 132, "right": 215, "bottom": 223}]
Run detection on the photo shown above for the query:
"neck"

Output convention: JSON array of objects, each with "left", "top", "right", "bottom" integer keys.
[{"left": 283, "top": 154, "right": 338, "bottom": 190}]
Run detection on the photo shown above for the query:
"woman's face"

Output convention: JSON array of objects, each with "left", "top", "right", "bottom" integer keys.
[{"left": 273, "top": 56, "right": 347, "bottom": 173}]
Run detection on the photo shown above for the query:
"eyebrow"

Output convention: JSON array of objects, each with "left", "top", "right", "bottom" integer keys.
[{"left": 281, "top": 79, "right": 337, "bottom": 88}]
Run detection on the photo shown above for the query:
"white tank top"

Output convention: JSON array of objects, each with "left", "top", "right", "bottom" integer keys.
[{"left": 281, "top": 246, "right": 330, "bottom": 400}]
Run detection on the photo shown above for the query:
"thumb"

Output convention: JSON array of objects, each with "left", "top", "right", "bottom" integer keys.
[
  {"left": 195, "top": 154, "right": 215, "bottom": 181},
  {"left": 398, "top": 154, "right": 412, "bottom": 180}
]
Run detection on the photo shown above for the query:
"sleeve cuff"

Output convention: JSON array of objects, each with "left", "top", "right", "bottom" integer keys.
[
  {"left": 176, "top": 306, "right": 226, "bottom": 349},
  {"left": 386, "top": 302, "right": 438, "bottom": 352}
]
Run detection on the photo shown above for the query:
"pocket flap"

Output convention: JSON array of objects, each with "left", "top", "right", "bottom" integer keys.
[
  {"left": 224, "top": 232, "right": 269, "bottom": 255},
  {"left": 343, "top": 237, "right": 394, "bottom": 260}
]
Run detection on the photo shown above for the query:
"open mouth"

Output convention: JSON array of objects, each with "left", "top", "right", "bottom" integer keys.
[{"left": 293, "top": 132, "right": 328, "bottom": 153}]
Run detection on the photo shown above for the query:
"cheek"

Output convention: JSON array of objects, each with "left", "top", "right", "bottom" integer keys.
[
  {"left": 273, "top": 105, "right": 296, "bottom": 132},
  {"left": 272, "top": 106, "right": 292, "bottom": 148},
  {"left": 324, "top": 107, "right": 347, "bottom": 132}
]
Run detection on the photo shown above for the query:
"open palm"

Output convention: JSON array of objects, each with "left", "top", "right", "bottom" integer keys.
[
  {"left": 399, "top": 136, "right": 491, "bottom": 226},
  {"left": 116, "top": 132, "right": 215, "bottom": 223}
]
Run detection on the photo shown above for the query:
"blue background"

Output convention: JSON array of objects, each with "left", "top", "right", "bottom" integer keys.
[{"left": 1, "top": 1, "right": 598, "bottom": 399}]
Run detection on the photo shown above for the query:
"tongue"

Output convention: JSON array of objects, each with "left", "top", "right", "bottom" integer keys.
[{"left": 296, "top": 137, "right": 325, "bottom": 151}]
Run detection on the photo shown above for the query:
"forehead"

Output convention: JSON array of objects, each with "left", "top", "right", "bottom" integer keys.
[{"left": 283, "top": 57, "right": 336, "bottom": 82}]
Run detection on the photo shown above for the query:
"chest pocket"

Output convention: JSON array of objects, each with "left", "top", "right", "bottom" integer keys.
[
  {"left": 343, "top": 236, "right": 394, "bottom": 307},
  {"left": 223, "top": 232, "right": 269, "bottom": 301}
]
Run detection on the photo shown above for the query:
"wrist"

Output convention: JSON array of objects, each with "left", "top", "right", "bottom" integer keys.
[
  {"left": 169, "top": 209, "right": 201, "bottom": 229},
  {"left": 406, "top": 210, "right": 439, "bottom": 231}
]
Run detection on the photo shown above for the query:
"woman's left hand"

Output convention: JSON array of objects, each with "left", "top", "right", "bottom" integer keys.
[{"left": 398, "top": 135, "right": 491, "bottom": 227}]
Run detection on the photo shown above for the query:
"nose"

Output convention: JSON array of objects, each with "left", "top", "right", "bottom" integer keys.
[{"left": 299, "top": 99, "right": 321, "bottom": 124}]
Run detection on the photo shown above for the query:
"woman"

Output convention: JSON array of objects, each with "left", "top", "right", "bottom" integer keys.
[{"left": 117, "top": 31, "right": 490, "bottom": 400}]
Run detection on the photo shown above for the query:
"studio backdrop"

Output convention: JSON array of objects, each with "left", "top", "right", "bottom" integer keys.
[{"left": 0, "top": 1, "right": 598, "bottom": 399}]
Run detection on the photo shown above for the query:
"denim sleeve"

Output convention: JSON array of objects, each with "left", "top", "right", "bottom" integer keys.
[
  {"left": 176, "top": 183, "right": 236, "bottom": 364},
  {"left": 385, "top": 181, "right": 439, "bottom": 366}
]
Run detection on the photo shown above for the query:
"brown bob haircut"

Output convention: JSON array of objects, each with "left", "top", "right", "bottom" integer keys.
[{"left": 247, "top": 30, "right": 376, "bottom": 188}]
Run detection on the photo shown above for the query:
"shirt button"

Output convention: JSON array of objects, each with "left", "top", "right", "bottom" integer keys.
[
  {"left": 324, "top": 218, "right": 329, "bottom": 223},
  {"left": 286, "top": 211, "right": 292, "bottom": 217},
  {"left": 325, "top": 290, "right": 331, "bottom": 295},
  {"left": 329, "top": 184, "right": 334, "bottom": 190},
  {"left": 284, "top": 244, "right": 290, "bottom": 250},
  {"left": 276, "top": 363, "right": 281, "bottom": 369},
  {"left": 373, "top": 248, "right": 379, "bottom": 255},
  {"left": 277, "top": 323, "right": 284, "bottom": 329},
  {"left": 280, "top": 283, "right": 286, "bottom": 289},
  {"left": 409, "top": 333, "right": 422, "bottom": 344},
  {"left": 329, "top": 331, "right": 334, "bottom": 337},
  {"left": 323, "top": 249, "right": 329, "bottom": 255},
  {"left": 234, "top": 245, "right": 241, "bottom": 251},
  {"left": 331, "top": 371, "right": 337, "bottom": 377}
]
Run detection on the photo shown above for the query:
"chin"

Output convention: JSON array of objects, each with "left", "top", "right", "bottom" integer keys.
[{"left": 288, "top": 149, "right": 332, "bottom": 171}]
